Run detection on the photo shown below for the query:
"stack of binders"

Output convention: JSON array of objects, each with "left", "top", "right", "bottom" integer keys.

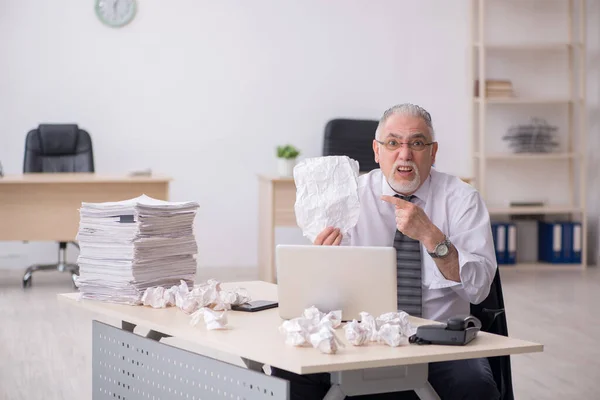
[
  {"left": 538, "top": 221, "right": 582, "bottom": 264},
  {"left": 491, "top": 222, "right": 517, "bottom": 265},
  {"left": 75, "top": 194, "right": 200, "bottom": 304}
]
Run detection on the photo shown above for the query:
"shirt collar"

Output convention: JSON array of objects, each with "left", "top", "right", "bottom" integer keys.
[{"left": 380, "top": 169, "right": 432, "bottom": 206}]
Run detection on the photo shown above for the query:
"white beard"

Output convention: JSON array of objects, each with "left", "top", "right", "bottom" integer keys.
[{"left": 387, "top": 161, "right": 421, "bottom": 194}]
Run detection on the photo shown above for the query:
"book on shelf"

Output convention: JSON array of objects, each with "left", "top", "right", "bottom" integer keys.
[{"left": 474, "top": 79, "right": 515, "bottom": 98}]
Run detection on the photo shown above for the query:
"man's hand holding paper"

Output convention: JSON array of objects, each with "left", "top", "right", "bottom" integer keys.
[{"left": 314, "top": 226, "right": 343, "bottom": 246}]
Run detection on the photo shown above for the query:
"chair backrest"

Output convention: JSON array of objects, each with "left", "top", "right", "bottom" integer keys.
[
  {"left": 470, "top": 268, "right": 514, "bottom": 400},
  {"left": 322, "top": 119, "right": 379, "bottom": 172},
  {"left": 23, "top": 124, "right": 94, "bottom": 173}
]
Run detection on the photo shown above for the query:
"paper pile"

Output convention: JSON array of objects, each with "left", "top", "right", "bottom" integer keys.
[
  {"left": 280, "top": 307, "right": 417, "bottom": 354},
  {"left": 140, "top": 279, "right": 251, "bottom": 330},
  {"left": 75, "top": 194, "right": 200, "bottom": 305},
  {"left": 344, "top": 311, "right": 417, "bottom": 347},
  {"left": 293, "top": 156, "right": 360, "bottom": 243}
]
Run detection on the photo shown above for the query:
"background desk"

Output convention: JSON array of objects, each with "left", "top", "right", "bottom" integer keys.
[
  {"left": 58, "top": 281, "right": 542, "bottom": 400},
  {"left": 258, "top": 175, "right": 297, "bottom": 283},
  {"left": 0, "top": 173, "right": 171, "bottom": 241},
  {"left": 258, "top": 175, "right": 473, "bottom": 283}
]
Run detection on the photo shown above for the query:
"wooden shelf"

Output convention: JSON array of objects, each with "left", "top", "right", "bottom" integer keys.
[
  {"left": 471, "top": 0, "right": 588, "bottom": 267},
  {"left": 499, "top": 262, "right": 586, "bottom": 271},
  {"left": 473, "top": 42, "right": 581, "bottom": 51},
  {"left": 474, "top": 152, "right": 578, "bottom": 160},
  {"left": 488, "top": 206, "right": 582, "bottom": 215},
  {"left": 474, "top": 97, "right": 573, "bottom": 104}
]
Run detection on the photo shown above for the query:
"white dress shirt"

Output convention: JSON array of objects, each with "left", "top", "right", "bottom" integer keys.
[{"left": 342, "top": 168, "right": 497, "bottom": 322}]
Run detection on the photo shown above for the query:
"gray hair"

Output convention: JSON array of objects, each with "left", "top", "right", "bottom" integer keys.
[{"left": 375, "top": 103, "right": 435, "bottom": 139}]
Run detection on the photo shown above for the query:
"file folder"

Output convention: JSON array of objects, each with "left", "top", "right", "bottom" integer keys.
[
  {"left": 506, "top": 224, "right": 517, "bottom": 264},
  {"left": 492, "top": 223, "right": 505, "bottom": 264},
  {"left": 538, "top": 221, "right": 562, "bottom": 263},
  {"left": 572, "top": 222, "right": 582, "bottom": 263},
  {"left": 562, "top": 222, "right": 582, "bottom": 263},
  {"left": 538, "top": 221, "right": 581, "bottom": 264},
  {"left": 491, "top": 222, "right": 515, "bottom": 265}
]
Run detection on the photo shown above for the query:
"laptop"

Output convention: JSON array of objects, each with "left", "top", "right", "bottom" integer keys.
[{"left": 275, "top": 244, "right": 397, "bottom": 321}]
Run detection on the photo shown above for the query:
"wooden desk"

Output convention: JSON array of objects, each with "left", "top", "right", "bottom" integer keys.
[
  {"left": 58, "top": 281, "right": 542, "bottom": 399},
  {"left": 0, "top": 173, "right": 171, "bottom": 241},
  {"left": 257, "top": 175, "right": 473, "bottom": 283}
]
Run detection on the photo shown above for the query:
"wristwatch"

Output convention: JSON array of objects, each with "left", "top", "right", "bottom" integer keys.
[{"left": 428, "top": 236, "right": 452, "bottom": 258}]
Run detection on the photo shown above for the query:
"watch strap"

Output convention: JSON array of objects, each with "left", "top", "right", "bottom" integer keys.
[{"left": 428, "top": 237, "right": 451, "bottom": 258}]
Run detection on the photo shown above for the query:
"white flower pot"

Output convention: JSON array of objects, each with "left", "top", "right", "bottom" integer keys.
[{"left": 277, "top": 158, "right": 296, "bottom": 177}]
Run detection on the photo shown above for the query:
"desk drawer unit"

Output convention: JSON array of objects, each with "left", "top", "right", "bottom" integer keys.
[{"left": 272, "top": 181, "right": 297, "bottom": 227}]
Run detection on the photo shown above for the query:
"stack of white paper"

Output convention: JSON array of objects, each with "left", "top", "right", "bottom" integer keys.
[{"left": 75, "top": 194, "right": 200, "bottom": 305}]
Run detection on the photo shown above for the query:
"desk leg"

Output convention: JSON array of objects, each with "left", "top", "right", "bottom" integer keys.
[
  {"left": 329, "top": 364, "right": 440, "bottom": 399},
  {"left": 258, "top": 180, "right": 276, "bottom": 283},
  {"left": 323, "top": 384, "right": 346, "bottom": 400},
  {"left": 415, "top": 382, "right": 441, "bottom": 400}
]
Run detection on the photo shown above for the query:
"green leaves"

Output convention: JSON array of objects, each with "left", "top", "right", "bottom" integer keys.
[{"left": 276, "top": 144, "right": 300, "bottom": 159}]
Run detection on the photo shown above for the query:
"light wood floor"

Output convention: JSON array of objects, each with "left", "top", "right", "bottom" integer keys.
[{"left": 0, "top": 265, "right": 598, "bottom": 400}]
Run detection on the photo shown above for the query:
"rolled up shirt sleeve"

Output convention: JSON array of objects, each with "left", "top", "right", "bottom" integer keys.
[{"left": 428, "top": 191, "right": 497, "bottom": 304}]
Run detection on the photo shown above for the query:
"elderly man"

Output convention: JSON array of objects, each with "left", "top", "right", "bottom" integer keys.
[{"left": 271, "top": 104, "right": 500, "bottom": 400}]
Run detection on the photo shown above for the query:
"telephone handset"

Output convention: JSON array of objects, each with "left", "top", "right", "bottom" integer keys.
[{"left": 409, "top": 315, "right": 482, "bottom": 346}]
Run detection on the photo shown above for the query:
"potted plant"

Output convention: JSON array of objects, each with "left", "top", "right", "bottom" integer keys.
[{"left": 276, "top": 144, "right": 300, "bottom": 176}]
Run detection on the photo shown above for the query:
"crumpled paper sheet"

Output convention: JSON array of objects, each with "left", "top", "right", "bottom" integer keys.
[
  {"left": 280, "top": 307, "right": 417, "bottom": 353},
  {"left": 140, "top": 279, "right": 251, "bottom": 330},
  {"left": 344, "top": 311, "right": 417, "bottom": 348},
  {"left": 190, "top": 307, "right": 228, "bottom": 330},
  {"left": 293, "top": 156, "right": 360, "bottom": 243},
  {"left": 279, "top": 306, "right": 344, "bottom": 354}
]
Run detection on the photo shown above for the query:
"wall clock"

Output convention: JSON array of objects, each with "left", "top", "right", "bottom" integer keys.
[{"left": 95, "top": 0, "right": 137, "bottom": 28}]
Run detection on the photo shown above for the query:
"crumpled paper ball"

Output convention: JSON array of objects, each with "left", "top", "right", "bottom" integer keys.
[
  {"left": 344, "top": 311, "right": 417, "bottom": 348},
  {"left": 343, "top": 320, "right": 369, "bottom": 346},
  {"left": 279, "top": 306, "right": 344, "bottom": 354},
  {"left": 190, "top": 307, "right": 228, "bottom": 330},
  {"left": 141, "top": 279, "right": 250, "bottom": 312},
  {"left": 140, "top": 279, "right": 252, "bottom": 330}
]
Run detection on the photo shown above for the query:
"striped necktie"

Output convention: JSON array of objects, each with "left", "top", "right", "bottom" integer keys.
[{"left": 393, "top": 194, "right": 422, "bottom": 317}]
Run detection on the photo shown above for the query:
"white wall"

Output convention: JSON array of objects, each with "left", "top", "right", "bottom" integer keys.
[{"left": 0, "top": 0, "right": 597, "bottom": 269}]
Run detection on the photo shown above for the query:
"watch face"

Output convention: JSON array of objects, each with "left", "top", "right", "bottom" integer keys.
[
  {"left": 437, "top": 244, "right": 449, "bottom": 257},
  {"left": 95, "top": 0, "right": 137, "bottom": 27}
]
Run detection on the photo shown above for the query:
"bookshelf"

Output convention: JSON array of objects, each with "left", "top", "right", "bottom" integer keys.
[
  {"left": 470, "top": 0, "right": 588, "bottom": 268},
  {"left": 474, "top": 42, "right": 581, "bottom": 51}
]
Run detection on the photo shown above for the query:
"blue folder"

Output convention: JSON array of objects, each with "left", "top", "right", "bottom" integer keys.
[
  {"left": 538, "top": 221, "right": 581, "bottom": 264},
  {"left": 491, "top": 222, "right": 516, "bottom": 265}
]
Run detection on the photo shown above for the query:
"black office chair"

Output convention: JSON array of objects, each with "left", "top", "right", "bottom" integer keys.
[
  {"left": 22, "top": 124, "right": 94, "bottom": 288},
  {"left": 322, "top": 118, "right": 380, "bottom": 172},
  {"left": 470, "top": 268, "right": 514, "bottom": 400}
]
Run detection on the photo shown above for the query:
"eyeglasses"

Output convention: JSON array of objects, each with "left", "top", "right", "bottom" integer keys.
[{"left": 375, "top": 138, "right": 435, "bottom": 152}]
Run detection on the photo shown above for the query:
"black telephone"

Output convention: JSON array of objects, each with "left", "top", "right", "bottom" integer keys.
[{"left": 409, "top": 315, "right": 482, "bottom": 346}]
